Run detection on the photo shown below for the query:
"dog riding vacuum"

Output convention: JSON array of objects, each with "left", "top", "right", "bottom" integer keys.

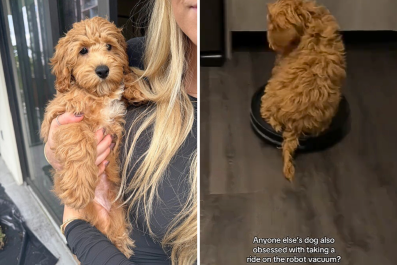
[
  {"left": 250, "top": 84, "right": 351, "bottom": 152},
  {"left": 256, "top": 0, "right": 351, "bottom": 180}
]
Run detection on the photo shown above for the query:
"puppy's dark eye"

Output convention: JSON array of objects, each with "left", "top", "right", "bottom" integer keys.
[
  {"left": 106, "top": 44, "right": 112, "bottom": 51},
  {"left": 80, "top": 47, "right": 88, "bottom": 55}
]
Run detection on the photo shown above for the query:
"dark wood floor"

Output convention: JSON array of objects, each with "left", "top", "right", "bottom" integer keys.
[{"left": 200, "top": 37, "right": 397, "bottom": 264}]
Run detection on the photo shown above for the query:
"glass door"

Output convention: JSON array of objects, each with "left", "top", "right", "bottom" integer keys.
[
  {"left": 1, "top": 0, "right": 62, "bottom": 222},
  {"left": 81, "top": 0, "right": 98, "bottom": 18}
]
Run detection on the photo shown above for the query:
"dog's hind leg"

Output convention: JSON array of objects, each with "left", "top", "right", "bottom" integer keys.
[
  {"left": 260, "top": 98, "right": 283, "bottom": 132},
  {"left": 86, "top": 187, "right": 135, "bottom": 258},
  {"left": 282, "top": 130, "right": 299, "bottom": 181},
  {"left": 107, "top": 199, "right": 134, "bottom": 258},
  {"left": 105, "top": 155, "right": 134, "bottom": 258},
  {"left": 52, "top": 123, "right": 98, "bottom": 209}
]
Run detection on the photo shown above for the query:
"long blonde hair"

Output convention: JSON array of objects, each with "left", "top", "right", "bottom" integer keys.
[{"left": 118, "top": 1, "right": 197, "bottom": 264}]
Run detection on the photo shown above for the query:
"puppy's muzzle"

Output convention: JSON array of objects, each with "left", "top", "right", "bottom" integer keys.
[{"left": 95, "top": 65, "right": 109, "bottom": 79}]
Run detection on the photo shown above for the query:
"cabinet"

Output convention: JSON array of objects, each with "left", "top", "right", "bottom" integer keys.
[{"left": 201, "top": 0, "right": 225, "bottom": 66}]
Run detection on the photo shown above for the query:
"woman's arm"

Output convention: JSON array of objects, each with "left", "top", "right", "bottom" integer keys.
[{"left": 65, "top": 220, "right": 134, "bottom": 265}]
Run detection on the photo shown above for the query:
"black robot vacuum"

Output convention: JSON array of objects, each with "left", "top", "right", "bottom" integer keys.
[{"left": 250, "top": 85, "right": 351, "bottom": 152}]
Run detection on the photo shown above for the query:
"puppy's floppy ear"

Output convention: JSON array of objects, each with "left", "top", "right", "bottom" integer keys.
[
  {"left": 114, "top": 27, "right": 130, "bottom": 72},
  {"left": 283, "top": 6, "right": 303, "bottom": 30},
  {"left": 50, "top": 36, "right": 72, "bottom": 93},
  {"left": 291, "top": 0, "right": 315, "bottom": 31},
  {"left": 296, "top": 2, "right": 313, "bottom": 26},
  {"left": 116, "top": 27, "right": 127, "bottom": 50}
]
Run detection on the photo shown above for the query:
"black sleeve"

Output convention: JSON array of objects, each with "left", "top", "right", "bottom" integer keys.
[{"left": 65, "top": 220, "right": 135, "bottom": 265}]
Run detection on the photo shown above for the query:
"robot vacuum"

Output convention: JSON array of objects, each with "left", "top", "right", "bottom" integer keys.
[{"left": 250, "top": 85, "right": 351, "bottom": 152}]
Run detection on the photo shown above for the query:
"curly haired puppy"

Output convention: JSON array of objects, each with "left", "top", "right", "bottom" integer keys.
[
  {"left": 261, "top": 0, "right": 346, "bottom": 181},
  {"left": 41, "top": 17, "right": 144, "bottom": 257}
]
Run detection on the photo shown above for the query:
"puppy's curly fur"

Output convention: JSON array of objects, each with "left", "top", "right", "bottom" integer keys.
[
  {"left": 261, "top": 0, "right": 346, "bottom": 181},
  {"left": 41, "top": 17, "right": 144, "bottom": 258}
]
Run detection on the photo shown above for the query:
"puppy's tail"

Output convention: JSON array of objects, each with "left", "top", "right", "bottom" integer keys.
[{"left": 282, "top": 131, "right": 299, "bottom": 181}]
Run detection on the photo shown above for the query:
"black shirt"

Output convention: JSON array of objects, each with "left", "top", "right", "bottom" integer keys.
[{"left": 64, "top": 37, "right": 197, "bottom": 265}]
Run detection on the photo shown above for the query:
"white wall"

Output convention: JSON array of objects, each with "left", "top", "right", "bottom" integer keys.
[{"left": 0, "top": 52, "right": 23, "bottom": 185}]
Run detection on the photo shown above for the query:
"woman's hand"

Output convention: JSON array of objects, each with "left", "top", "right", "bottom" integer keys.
[
  {"left": 44, "top": 112, "right": 114, "bottom": 225},
  {"left": 44, "top": 112, "right": 114, "bottom": 171}
]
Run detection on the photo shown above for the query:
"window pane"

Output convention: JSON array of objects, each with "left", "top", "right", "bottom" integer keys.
[
  {"left": 2, "top": 0, "right": 62, "bottom": 222},
  {"left": 82, "top": 0, "right": 98, "bottom": 10},
  {"left": 80, "top": 0, "right": 98, "bottom": 19}
]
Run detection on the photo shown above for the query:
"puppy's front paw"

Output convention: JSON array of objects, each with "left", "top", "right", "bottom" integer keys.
[
  {"left": 54, "top": 173, "right": 97, "bottom": 209},
  {"left": 52, "top": 123, "right": 98, "bottom": 209}
]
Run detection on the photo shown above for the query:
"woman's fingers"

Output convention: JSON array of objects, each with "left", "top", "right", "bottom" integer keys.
[
  {"left": 46, "top": 114, "right": 113, "bottom": 170},
  {"left": 98, "top": 160, "right": 108, "bottom": 176},
  {"left": 96, "top": 147, "right": 111, "bottom": 166},
  {"left": 45, "top": 112, "right": 84, "bottom": 170},
  {"left": 50, "top": 112, "right": 84, "bottom": 133},
  {"left": 48, "top": 112, "right": 84, "bottom": 148},
  {"left": 97, "top": 133, "right": 113, "bottom": 157},
  {"left": 44, "top": 143, "right": 62, "bottom": 170},
  {"left": 95, "top": 128, "right": 105, "bottom": 144}
]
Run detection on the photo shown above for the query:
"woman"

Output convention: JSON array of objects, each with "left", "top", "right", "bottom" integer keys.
[{"left": 44, "top": 1, "right": 197, "bottom": 264}]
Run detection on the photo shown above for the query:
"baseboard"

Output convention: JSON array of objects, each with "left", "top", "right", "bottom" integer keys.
[
  {"left": 341, "top": 31, "right": 397, "bottom": 44},
  {"left": 232, "top": 31, "right": 397, "bottom": 51}
]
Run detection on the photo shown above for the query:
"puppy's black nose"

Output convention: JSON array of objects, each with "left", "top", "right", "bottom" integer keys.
[{"left": 95, "top": 65, "right": 109, "bottom": 79}]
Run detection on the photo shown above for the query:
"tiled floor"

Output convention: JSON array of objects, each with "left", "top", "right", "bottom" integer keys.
[{"left": 0, "top": 157, "right": 77, "bottom": 265}]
